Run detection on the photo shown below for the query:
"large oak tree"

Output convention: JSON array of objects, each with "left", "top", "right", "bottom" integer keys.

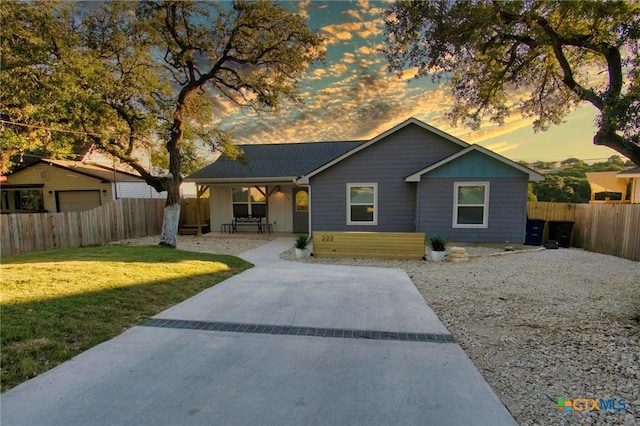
[
  {"left": 1, "top": 0, "right": 324, "bottom": 247},
  {"left": 383, "top": 0, "right": 640, "bottom": 166}
]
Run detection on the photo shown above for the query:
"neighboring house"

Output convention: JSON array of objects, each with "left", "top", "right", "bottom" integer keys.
[
  {"left": 1, "top": 159, "right": 166, "bottom": 213},
  {"left": 586, "top": 168, "right": 640, "bottom": 203},
  {"left": 187, "top": 118, "right": 545, "bottom": 242},
  {"left": 617, "top": 167, "right": 640, "bottom": 203}
]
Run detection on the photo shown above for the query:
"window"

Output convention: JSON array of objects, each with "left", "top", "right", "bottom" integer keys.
[
  {"left": 295, "top": 189, "right": 309, "bottom": 212},
  {"left": 453, "top": 182, "right": 489, "bottom": 228},
  {"left": 232, "top": 187, "right": 266, "bottom": 217},
  {"left": 347, "top": 183, "right": 377, "bottom": 225},
  {"left": 1, "top": 188, "right": 45, "bottom": 213}
]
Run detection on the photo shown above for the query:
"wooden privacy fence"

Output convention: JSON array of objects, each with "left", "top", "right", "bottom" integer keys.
[
  {"left": 1, "top": 198, "right": 165, "bottom": 257},
  {"left": 180, "top": 198, "right": 210, "bottom": 226},
  {"left": 527, "top": 201, "right": 640, "bottom": 261}
]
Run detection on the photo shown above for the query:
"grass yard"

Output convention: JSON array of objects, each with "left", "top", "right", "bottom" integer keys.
[{"left": 0, "top": 245, "right": 252, "bottom": 392}]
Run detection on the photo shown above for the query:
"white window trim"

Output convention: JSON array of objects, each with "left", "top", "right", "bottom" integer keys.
[
  {"left": 346, "top": 183, "right": 378, "bottom": 225},
  {"left": 452, "top": 182, "right": 489, "bottom": 229}
]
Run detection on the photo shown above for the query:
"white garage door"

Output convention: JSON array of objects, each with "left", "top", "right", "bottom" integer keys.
[{"left": 57, "top": 190, "right": 101, "bottom": 212}]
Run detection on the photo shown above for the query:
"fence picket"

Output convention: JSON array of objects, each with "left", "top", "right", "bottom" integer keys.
[
  {"left": 1, "top": 199, "right": 164, "bottom": 256},
  {"left": 2, "top": 199, "right": 635, "bottom": 260},
  {"left": 527, "top": 201, "right": 639, "bottom": 261}
]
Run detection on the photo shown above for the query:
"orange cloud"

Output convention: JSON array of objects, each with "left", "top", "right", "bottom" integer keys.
[{"left": 344, "top": 10, "right": 361, "bottom": 19}]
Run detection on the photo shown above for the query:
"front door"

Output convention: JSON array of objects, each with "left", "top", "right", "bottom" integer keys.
[{"left": 292, "top": 187, "right": 309, "bottom": 233}]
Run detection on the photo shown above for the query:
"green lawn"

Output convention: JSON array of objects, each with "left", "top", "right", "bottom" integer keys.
[{"left": 0, "top": 245, "right": 252, "bottom": 392}]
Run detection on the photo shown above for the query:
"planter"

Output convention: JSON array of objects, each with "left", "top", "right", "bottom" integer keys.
[
  {"left": 431, "top": 250, "right": 447, "bottom": 262},
  {"left": 295, "top": 248, "right": 307, "bottom": 259}
]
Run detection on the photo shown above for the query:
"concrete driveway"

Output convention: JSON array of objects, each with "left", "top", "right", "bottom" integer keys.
[{"left": 1, "top": 238, "right": 516, "bottom": 426}]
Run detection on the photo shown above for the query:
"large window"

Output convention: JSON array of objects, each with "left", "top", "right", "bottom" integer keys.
[
  {"left": 232, "top": 187, "right": 266, "bottom": 217},
  {"left": 347, "top": 183, "right": 377, "bottom": 225},
  {"left": 1, "top": 187, "right": 45, "bottom": 213},
  {"left": 453, "top": 182, "right": 489, "bottom": 228}
]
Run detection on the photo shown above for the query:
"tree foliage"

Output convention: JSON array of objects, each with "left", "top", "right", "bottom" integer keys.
[
  {"left": 383, "top": 0, "right": 640, "bottom": 166},
  {"left": 1, "top": 0, "right": 324, "bottom": 246},
  {"left": 529, "top": 155, "right": 631, "bottom": 202}
]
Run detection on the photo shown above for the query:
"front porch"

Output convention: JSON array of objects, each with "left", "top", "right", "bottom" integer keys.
[{"left": 207, "top": 184, "right": 309, "bottom": 234}]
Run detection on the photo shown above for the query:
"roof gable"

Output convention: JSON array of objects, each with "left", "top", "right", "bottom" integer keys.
[
  {"left": 298, "top": 117, "right": 469, "bottom": 184},
  {"left": 7, "top": 159, "right": 144, "bottom": 182},
  {"left": 405, "top": 145, "right": 545, "bottom": 182}
]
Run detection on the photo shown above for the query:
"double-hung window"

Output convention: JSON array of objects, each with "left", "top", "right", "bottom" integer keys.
[
  {"left": 347, "top": 183, "right": 377, "bottom": 225},
  {"left": 232, "top": 187, "right": 266, "bottom": 217},
  {"left": 453, "top": 182, "right": 489, "bottom": 228}
]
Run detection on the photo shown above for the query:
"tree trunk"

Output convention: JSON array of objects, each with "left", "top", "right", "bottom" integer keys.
[
  {"left": 159, "top": 202, "right": 180, "bottom": 247},
  {"left": 159, "top": 177, "right": 181, "bottom": 247},
  {"left": 158, "top": 121, "right": 183, "bottom": 248}
]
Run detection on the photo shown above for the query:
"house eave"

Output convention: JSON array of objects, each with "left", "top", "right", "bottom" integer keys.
[{"left": 185, "top": 176, "right": 298, "bottom": 185}]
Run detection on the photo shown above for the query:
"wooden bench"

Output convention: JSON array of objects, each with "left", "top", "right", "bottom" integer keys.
[
  {"left": 312, "top": 232, "right": 425, "bottom": 260},
  {"left": 232, "top": 217, "right": 264, "bottom": 233}
]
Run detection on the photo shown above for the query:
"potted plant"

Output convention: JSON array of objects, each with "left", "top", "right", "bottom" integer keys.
[
  {"left": 429, "top": 234, "right": 447, "bottom": 262},
  {"left": 294, "top": 234, "right": 309, "bottom": 259}
]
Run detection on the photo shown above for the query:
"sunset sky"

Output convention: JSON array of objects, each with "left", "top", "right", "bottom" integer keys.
[{"left": 215, "top": 0, "right": 622, "bottom": 164}]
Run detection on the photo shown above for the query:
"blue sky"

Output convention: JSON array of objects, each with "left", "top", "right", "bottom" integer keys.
[{"left": 218, "top": 0, "right": 622, "bottom": 164}]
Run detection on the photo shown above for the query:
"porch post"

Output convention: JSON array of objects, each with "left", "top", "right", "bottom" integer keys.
[
  {"left": 307, "top": 185, "right": 312, "bottom": 236},
  {"left": 195, "top": 185, "right": 208, "bottom": 235}
]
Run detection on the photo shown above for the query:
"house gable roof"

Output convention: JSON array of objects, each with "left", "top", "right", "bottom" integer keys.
[
  {"left": 7, "top": 159, "right": 144, "bottom": 183},
  {"left": 186, "top": 117, "right": 543, "bottom": 184},
  {"left": 405, "top": 144, "right": 545, "bottom": 182},
  {"left": 297, "top": 117, "right": 470, "bottom": 184},
  {"left": 187, "top": 141, "right": 365, "bottom": 183},
  {"left": 586, "top": 171, "right": 629, "bottom": 194},
  {"left": 617, "top": 166, "right": 640, "bottom": 178}
]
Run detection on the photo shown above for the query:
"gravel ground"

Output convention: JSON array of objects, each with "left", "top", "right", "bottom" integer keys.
[
  {"left": 283, "top": 245, "right": 640, "bottom": 425},
  {"left": 114, "top": 235, "right": 639, "bottom": 424},
  {"left": 110, "top": 233, "right": 274, "bottom": 256}
]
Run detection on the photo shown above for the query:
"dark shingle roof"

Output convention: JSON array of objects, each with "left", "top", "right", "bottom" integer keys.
[
  {"left": 188, "top": 141, "right": 365, "bottom": 180},
  {"left": 618, "top": 166, "right": 640, "bottom": 175}
]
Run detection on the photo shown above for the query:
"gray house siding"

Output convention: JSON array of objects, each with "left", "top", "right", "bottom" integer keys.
[
  {"left": 310, "top": 124, "right": 463, "bottom": 232},
  {"left": 417, "top": 177, "right": 529, "bottom": 243}
]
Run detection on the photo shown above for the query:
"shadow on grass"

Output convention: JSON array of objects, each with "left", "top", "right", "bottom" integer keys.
[{"left": 1, "top": 257, "right": 252, "bottom": 392}]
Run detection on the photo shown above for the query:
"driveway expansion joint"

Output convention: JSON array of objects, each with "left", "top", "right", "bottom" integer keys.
[{"left": 143, "top": 318, "right": 456, "bottom": 344}]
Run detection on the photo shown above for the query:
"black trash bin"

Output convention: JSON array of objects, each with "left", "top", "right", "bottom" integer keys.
[
  {"left": 525, "top": 219, "right": 546, "bottom": 246},
  {"left": 548, "top": 220, "right": 574, "bottom": 248}
]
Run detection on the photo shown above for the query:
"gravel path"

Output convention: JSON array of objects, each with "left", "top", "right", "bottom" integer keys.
[
  {"left": 110, "top": 233, "right": 273, "bottom": 256},
  {"left": 114, "top": 235, "right": 639, "bottom": 424}
]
